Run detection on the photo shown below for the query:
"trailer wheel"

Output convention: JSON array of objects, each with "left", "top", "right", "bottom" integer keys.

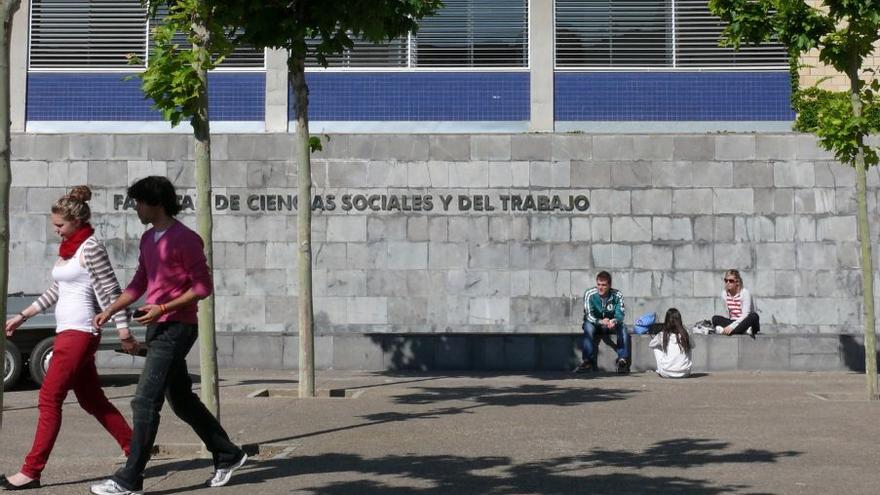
[{"left": 3, "top": 341, "right": 23, "bottom": 391}]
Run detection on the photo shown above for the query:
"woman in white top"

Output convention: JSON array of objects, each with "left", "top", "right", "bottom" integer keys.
[
  {"left": 2, "top": 186, "right": 132, "bottom": 490},
  {"left": 649, "top": 308, "right": 694, "bottom": 378},
  {"left": 712, "top": 269, "right": 760, "bottom": 337}
]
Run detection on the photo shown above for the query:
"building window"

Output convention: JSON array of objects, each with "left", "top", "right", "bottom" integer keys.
[
  {"left": 555, "top": 0, "right": 788, "bottom": 69},
  {"left": 307, "top": 0, "right": 529, "bottom": 69},
  {"left": 29, "top": 0, "right": 148, "bottom": 69},
  {"left": 29, "top": 0, "right": 264, "bottom": 70}
]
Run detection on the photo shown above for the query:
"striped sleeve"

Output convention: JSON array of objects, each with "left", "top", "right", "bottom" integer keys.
[
  {"left": 83, "top": 238, "right": 129, "bottom": 330},
  {"left": 34, "top": 282, "right": 60, "bottom": 311}
]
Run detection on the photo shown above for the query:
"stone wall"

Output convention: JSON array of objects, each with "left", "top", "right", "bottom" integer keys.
[{"left": 9, "top": 133, "right": 880, "bottom": 368}]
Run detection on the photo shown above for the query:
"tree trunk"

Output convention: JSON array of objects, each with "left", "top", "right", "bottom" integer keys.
[
  {"left": 192, "top": 21, "right": 220, "bottom": 416},
  {"left": 0, "top": 0, "right": 20, "bottom": 430},
  {"left": 290, "top": 53, "right": 315, "bottom": 398},
  {"left": 847, "top": 59, "right": 878, "bottom": 400}
]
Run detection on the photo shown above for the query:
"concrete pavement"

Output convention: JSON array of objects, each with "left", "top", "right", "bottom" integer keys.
[{"left": 1, "top": 369, "right": 879, "bottom": 494}]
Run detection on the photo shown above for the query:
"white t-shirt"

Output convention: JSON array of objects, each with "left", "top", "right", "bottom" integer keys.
[
  {"left": 51, "top": 242, "right": 98, "bottom": 334},
  {"left": 649, "top": 333, "right": 694, "bottom": 378}
]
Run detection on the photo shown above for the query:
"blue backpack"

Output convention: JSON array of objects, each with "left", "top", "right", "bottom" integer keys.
[{"left": 634, "top": 312, "right": 656, "bottom": 335}]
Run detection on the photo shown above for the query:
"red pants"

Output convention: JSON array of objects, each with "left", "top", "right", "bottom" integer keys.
[{"left": 21, "top": 330, "right": 132, "bottom": 479}]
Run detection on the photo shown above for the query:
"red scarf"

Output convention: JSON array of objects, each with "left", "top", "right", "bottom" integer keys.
[{"left": 59, "top": 224, "right": 94, "bottom": 259}]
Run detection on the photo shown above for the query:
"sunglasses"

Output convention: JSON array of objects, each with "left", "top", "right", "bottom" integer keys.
[{"left": 723, "top": 278, "right": 737, "bottom": 283}]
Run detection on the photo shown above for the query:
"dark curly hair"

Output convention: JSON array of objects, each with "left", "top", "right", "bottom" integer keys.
[{"left": 127, "top": 176, "right": 181, "bottom": 217}]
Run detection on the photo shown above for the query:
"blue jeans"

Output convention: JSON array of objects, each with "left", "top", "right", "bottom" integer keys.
[
  {"left": 112, "top": 322, "right": 241, "bottom": 491},
  {"left": 582, "top": 320, "right": 631, "bottom": 365}
]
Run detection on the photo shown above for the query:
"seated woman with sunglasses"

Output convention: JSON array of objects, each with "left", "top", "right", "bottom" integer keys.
[{"left": 712, "top": 269, "right": 759, "bottom": 338}]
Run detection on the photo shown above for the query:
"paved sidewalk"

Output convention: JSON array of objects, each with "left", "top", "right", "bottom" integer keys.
[{"left": 1, "top": 369, "right": 879, "bottom": 494}]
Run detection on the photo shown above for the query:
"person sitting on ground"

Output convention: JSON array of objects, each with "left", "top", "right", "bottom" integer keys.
[
  {"left": 712, "top": 269, "right": 760, "bottom": 338},
  {"left": 574, "top": 271, "right": 630, "bottom": 374},
  {"left": 649, "top": 308, "right": 694, "bottom": 378}
]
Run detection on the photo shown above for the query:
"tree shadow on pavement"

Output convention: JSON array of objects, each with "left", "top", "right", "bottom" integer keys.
[
  {"left": 147, "top": 437, "right": 798, "bottom": 495},
  {"left": 255, "top": 384, "right": 634, "bottom": 446}
]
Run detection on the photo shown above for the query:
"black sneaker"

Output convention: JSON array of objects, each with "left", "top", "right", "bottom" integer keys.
[
  {"left": 616, "top": 358, "right": 630, "bottom": 374},
  {"left": 573, "top": 361, "right": 594, "bottom": 374}
]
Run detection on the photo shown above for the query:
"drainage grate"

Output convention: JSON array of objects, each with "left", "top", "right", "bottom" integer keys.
[{"left": 248, "top": 387, "right": 364, "bottom": 399}]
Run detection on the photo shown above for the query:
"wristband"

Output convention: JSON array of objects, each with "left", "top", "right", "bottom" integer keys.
[
  {"left": 18, "top": 312, "right": 28, "bottom": 322},
  {"left": 159, "top": 304, "right": 167, "bottom": 315}
]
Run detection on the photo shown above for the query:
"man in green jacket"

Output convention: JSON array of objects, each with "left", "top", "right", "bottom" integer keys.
[{"left": 574, "top": 271, "right": 630, "bottom": 374}]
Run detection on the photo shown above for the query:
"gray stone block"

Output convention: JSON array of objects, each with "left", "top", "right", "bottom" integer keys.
[
  {"left": 797, "top": 243, "right": 837, "bottom": 270},
  {"left": 713, "top": 188, "right": 754, "bottom": 214},
  {"left": 552, "top": 134, "right": 591, "bottom": 161},
  {"left": 448, "top": 217, "right": 490, "bottom": 242},
  {"left": 511, "top": 134, "right": 552, "bottom": 160},
  {"left": 12, "top": 161, "right": 48, "bottom": 186},
  {"left": 795, "top": 134, "right": 835, "bottom": 160},
  {"left": 733, "top": 161, "right": 773, "bottom": 187},
  {"left": 571, "top": 161, "right": 611, "bottom": 187},
  {"left": 281, "top": 335, "right": 333, "bottom": 370},
  {"left": 489, "top": 217, "right": 529, "bottom": 242},
  {"left": 756, "top": 135, "right": 797, "bottom": 160},
  {"left": 632, "top": 189, "right": 672, "bottom": 215},
  {"left": 530, "top": 161, "right": 571, "bottom": 187},
  {"left": 166, "top": 160, "right": 196, "bottom": 187},
  {"left": 673, "top": 135, "right": 715, "bottom": 160},
  {"left": 331, "top": 335, "right": 385, "bottom": 370},
  {"left": 591, "top": 217, "right": 611, "bottom": 242},
  {"left": 111, "top": 135, "right": 148, "bottom": 160},
  {"left": 245, "top": 269, "right": 287, "bottom": 296},
  {"left": 386, "top": 241, "right": 428, "bottom": 269},
  {"left": 313, "top": 242, "right": 346, "bottom": 270},
  {"left": 715, "top": 135, "right": 756, "bottom": 160},
  {"left": 472, "top": 135, "right": 512, "bottom": 160},
  {"left": 633, "top": 244, "right": 673, "bottom": 269},
  {"left": 789, "top": 352, "right": 842, "bottom": 371},
  {"left": 246, "top": 216, "right": 287, "bottom": 242},
  {"left": 592, "top": 135, "right": 633, "bottom": 161},
  {"left": 366, "top": 161, "right": 407, "bottom": 187},
  {"left": 468, "top": 297, "right": 510, "bottom": 324},
  {"left": 672, "top": 189, "right": 713, "bottom": 215},
  {"left": 529, "top": 270, "right": 571, "bottom": 297},
  {"left": 147, "top": 135, "right": 190, "bottom": 161},
  {"left": 387, "top": 297, "right": 428, "bottom": 325},
  {"left": 774, "top": 161, "right": 815, "bottom": 187},
  {"left": 652, "top": 161, "right": 693, "bottom": 187},
  {"left": 386, "top": 135, "right": 430, "bottom": 161},
  {"left": 448, "top": 161, "right": 489, "bottom": 187},
  {"left": 816, "top": 216, "right": 856, "bottom": 241},
  {"left": 611, "top": 216, "right": 651, "bottom": 242},
  {"left": 571, "top": 218, "right": 591, "bottom": 242},
  {"left": 70, "top": 135, "right": 112, "bottom": 160},
  {"left": 738, "top": 336, "right": 789, "bottom": 370},
  {"left": 347, "top": 297, "right": 388, "bottom": 324},
  {"left": 693, "top": 161, "right": 733, "bottom": 187},
  {"left": 326, "top": 216, "right": 367, "bottom": 242},
  {"left": 88, "top": 161, "right": 130, "bottom": 187},
  {"left": 469, "top": 243, "right": 510, "bottom": 269},
  {"left": 652, "top": 217, "right": 692, "bottom": 241},
  {"left": 368, "top": 217, "right": 407, "bottom": 241},
  {"left": 407, "top": 216, "right": 429, "bottom": 241},
  {"left": 591, "top": 244, "right": 631, "bottom": 269},
  {"left": 588, "top": 189, "right": 632, "bottom": 214},
  {"left": 611, "top": 162, "right": 653, "bottom": 187},
  {"left": 529, "top": 217, "right": 570, "bottom": 242},
  {"left": 548, "top": 244, "right": 591, "bottom": 270},
  {"left": 754, "top": 244, "right": 796, "bottom": 270},
  {"left": 12, "top": 134, "right": 68, "bottom": 161},
  {"left": 633, "top": 135, "right": 674, "bottom": 161},
  {"left": 714, "top": 244, "right": 752, "bottom": 269},
  {"left": 704, "top": 336, "right": 739, "bottom": 371},
  {"left": 539, "top": 335, "right": 580, "bottom": 371},
  {"left": 430, "top": 135, "right": 470, "bottom": 161},
  {"left": 692, "top": 216, "right": 713, "bottom": 242},
  {"left": 673, "top": 244, "right": 713, "bottom": 270},
  {"left": 233, "top": 333, "right": 283, "bottom": 369},
  {"left": 327, "top": 161, "right": 367, "bottom": 187}
]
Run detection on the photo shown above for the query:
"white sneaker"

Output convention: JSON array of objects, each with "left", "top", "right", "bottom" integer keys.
[
  {"left": 206, "top": 452, "right": 248, "bottom": 488},
  {"left": 746, "top": 328, "right": 755, "bottom": 337},
  {"left": 715, "top": 326, "right": 724, "bottom": 334},
  {"left": 90, "top": 479, "right": 142, "bottom": 495}
]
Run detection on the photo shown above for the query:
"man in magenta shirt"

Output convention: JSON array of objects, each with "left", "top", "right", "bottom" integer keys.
[{"left": 90, "top": 176, "right": 246, "bottom": 495}]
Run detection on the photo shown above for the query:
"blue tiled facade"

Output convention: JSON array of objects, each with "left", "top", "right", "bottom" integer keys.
[
  {"left": 27, "top": 72, "right": 265, "bottom": 121},
  {"left": 299, "top": 72, "right": 530, "bottom": 121},
  {"left": 555, "top": 72, "right": 794, "bottom": 121}
]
